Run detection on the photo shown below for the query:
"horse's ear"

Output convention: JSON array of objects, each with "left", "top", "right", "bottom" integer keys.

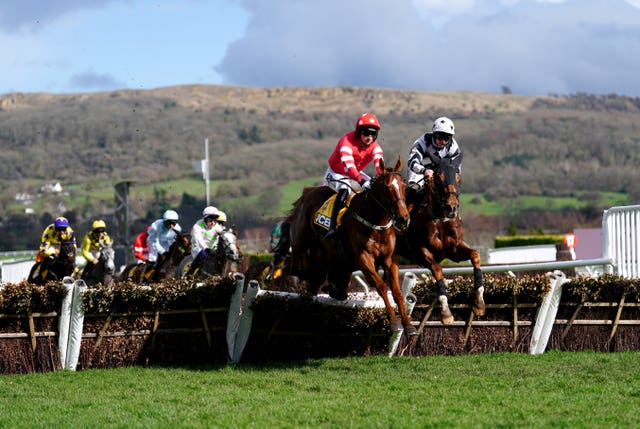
[
  {"left": 394, "top": 156, "right": 402, "bottom": 172},
  {"left": 456, "top": 172, "right": 461, "bottom": 185},
  {"left": 379, "top": 158, "right": 386, "bottom": 172}
]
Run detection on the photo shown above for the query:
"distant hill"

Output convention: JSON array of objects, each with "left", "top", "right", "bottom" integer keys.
[{"left": 1, "top": 85, "right": 639, "bottom": 250}]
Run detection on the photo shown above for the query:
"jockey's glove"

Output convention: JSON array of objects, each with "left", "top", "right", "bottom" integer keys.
[{"left": 359, "top": 179, "right": 371, "bottom": 190}]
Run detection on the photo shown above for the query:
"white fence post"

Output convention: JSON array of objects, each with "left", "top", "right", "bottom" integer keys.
[
  {"left": 65, "top": 279, "right": 86, "bottom": 370},
  {"left": 603, "top": 204, "right": 640, "bottom": 278},
  {"left": 58, "top": 277, "right": 86, "bottom": 370},
  {"left": 231, "top": 280, "right": 260, "bottom": 364},
  {"left": 226, "top": 273, "right": 245, "bottom": 362},
  {"left": 530, "top": 270, "right": 568, "bottom": 355},
  {"left": 388, "top": 272, "right": 418, "bottom": 357},
  {"left": 57, "top": 276, "right": 75, "bottom": 369}
]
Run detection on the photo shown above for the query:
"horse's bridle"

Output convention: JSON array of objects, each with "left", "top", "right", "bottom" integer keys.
[
  {"left": 419, "top": 170, "right": 460, "bottom": 221},
  {"left": 355, "top": 171, "right": 407, "bottom": 231}
]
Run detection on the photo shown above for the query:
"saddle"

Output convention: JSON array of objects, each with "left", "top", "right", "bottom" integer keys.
[{"left": 313, "top": 193, "right": 356, "bottom": 232}]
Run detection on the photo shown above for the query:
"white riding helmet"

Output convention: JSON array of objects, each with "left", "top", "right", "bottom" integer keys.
[
  {"left": 162, "top": 210, "right": 179, "bottom": 221},
  {"left": 432, "top": 117, "right": 455, "bottom": 135},
  {"left": 202, "top": 206, "right": 219, "bottom": 218},
  {"left": 217, "top": 211, "right": 227, "bottom": 223}
]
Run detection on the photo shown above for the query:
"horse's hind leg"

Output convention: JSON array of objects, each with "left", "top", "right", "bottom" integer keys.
[
  {"left": 436, "top": 278, "right": 454, "bottom": 325},
  {"left": 453, "top": 244, "right": 485, "bottom": 317},
  {"left": 472, "top": 266, "right": 485, "bottom": 316},
  {"left": 427, "top": 259, "right": 454, "bottom": 324},
  {"left": 325, "top": 269, "right": 349, "bottom": 301}
]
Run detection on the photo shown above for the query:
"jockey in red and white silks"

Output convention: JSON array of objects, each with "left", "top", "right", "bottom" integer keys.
[
  {"left": 323, "top": 113, "right": 384, "bottom": 239},
  {"left": 323, "top": 113, "right": 384, "bottom": 194}
]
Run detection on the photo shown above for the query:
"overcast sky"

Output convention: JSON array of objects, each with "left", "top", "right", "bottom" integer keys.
[{"left": 1, "top": 0, "right": 639, "bottom": 97}]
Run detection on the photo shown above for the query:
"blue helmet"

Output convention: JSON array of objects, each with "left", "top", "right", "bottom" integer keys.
[{"left": 54, "top": 217, "right": 69, "bottom": 228}]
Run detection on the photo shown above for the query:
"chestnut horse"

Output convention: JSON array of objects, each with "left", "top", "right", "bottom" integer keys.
[
  {"left": 285, "top": 157, "right": 416, "bottom": 334},
  {"left": 396, "top": 157, "right": 485, "bottom": 324}
]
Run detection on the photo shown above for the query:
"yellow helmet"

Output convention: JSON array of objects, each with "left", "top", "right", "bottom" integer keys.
[
  {"left": 217, "top": 211, "right": 227, "bottom": 223},
  {"left": 92, "top": 219, "right": 107, "bottom": 231}
]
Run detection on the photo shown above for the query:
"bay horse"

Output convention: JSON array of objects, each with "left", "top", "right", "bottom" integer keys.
[
  {"left": 117, "top": 232, "right": 191, "bottom": 283},
  {"left": 81, "top": 245, "right": 116, "bottom": 287},
  {"left": 28, "top": 240, "right": 76, "bottom": 284},
  {"left": 286, "top": 157, "right": 416, "bottom": 335},
  {"left": 396, "top": 157, "right": 485, "bottom": 324}
]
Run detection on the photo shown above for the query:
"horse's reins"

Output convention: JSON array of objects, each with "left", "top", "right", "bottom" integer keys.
[
  {"left": 418, "top": 174, "right": 460, "bottom": 222},
  {"left": 354, "top": 171, "right": 406, "bottom": 231}
]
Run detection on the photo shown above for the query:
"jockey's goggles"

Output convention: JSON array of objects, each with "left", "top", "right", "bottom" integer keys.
[
  {"left": 204, "top": 215, "right": 217, "bottom": 223},
  {"left": 94, "top": 227, "right": 106, "bottom": 233},
  {"left": 164, "top": 220, "right": 177, "bottom": 228},
  {"left": 361, "top": 127, "right": 378, "bottom": 139},
  {"left": 55, "top": 226, "right": 66, "bottom": 232},
  {"left": 434, "top": 132, "right": 451, "bottom": 143}
]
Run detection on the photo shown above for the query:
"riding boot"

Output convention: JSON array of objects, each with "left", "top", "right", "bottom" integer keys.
[
  {"left": 186, "top": 261, "right": 200, "bottom": 278},
  {"left": 325, "top": 189, "right": 347, "bottom": 239},
  {"left": 143, "top": 260, "right": 156, "bottom": 280},
  {"left": 35, "top": 257, "right": 53, "bottom": 281},
  {"left": 186, "top": 251, "right": 205, "bottom": 277}
]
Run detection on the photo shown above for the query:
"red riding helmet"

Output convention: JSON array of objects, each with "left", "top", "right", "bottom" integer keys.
[{"left": 355, "top": 113, "right": 380, "bottom": 131}]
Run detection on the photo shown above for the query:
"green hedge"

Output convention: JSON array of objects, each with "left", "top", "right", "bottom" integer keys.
[
  {"left": 494, "top": 234, "right": 566, "bottom": 248},
  {"left": 2, "top": 274, "right": 639, "bottom": 322},
  {"left": 248, "top": 253, "right": 273, "bottom": 265}
]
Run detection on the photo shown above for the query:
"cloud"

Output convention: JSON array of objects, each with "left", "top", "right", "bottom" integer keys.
[
  {"left": 0, "top": 0, "right": 118, "bottom": 33},
  {"left": 217, "top": 0, "right": 640, "bottom": 96},
  {"left": 218, "top": 0, "right": 436, "bottom": 89},
  {"left": 69, "top": 71, "right": 126, "bottom": 91}
]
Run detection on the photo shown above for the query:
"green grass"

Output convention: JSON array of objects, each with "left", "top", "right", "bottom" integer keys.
[
  {"left": 1, "top": 351, "right": 639, "bottom": 428},
  {"left": 0, "top": 251, "right": 36, "bottom": 262},
  {"left": 8, "top": 176, "right": 629, "bottom": 220},
  {"left": 461, "top": 192, "right": 629, "bottom": 216},
  {"left": 275, "top": 176, "right": 323, "bottom": 215}
]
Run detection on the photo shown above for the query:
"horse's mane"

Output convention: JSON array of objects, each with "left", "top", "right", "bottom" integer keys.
[
  {"left": 414, "top": 157, "right": 461, "bottom": 220},
  {"left": 59, "top": 240, "right": 77, "bottom": 259}
]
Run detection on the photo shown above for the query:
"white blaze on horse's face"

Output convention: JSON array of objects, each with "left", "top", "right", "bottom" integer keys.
[
  {"left": 223, "top": 231, "right": 240, "bottom": 261},
  {"left": 391, "top": 177, "right": 401, "bottom": 194}
]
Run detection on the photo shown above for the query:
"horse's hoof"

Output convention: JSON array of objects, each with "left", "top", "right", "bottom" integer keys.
[
  {"left": 472, "top": 302, "right": 486, "bottom": 317},
  {"left": 329, "top": 291, "right": 347, "bottom": 301},
  {"left": 390, "top": 321, "right": 403, "bottom": 332},
  {"left": 473, "top": 288, "right": 486, "bottom": 316},
  {"left": 404, "top": 324, "right": 418, "bottom": 336},
  {"left": 326, "top": 285, "right": 347, "bottom": 301},
  {"left": 441, "top": 311, "right": 454, "bottom": 325}
]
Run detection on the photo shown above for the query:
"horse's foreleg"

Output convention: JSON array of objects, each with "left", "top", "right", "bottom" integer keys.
[
  {"left": 454, "top": 244, "right": 485, "bottom": 317},
  {"left": 386, "top": 261, "right": 417, "bottom": 336},
  {"left": 436, "top": 278, "right": 454, "bottom": 325},
  {"left": 359, "top": 257, "right": 399, "bottom": 327},
  {"left": 472, "top": 252, "right": 485, "bottom": 316}
]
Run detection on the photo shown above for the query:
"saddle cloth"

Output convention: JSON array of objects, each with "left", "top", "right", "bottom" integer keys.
[{"left": 313, "top": 193, "right": 355, "bottom": 231}]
